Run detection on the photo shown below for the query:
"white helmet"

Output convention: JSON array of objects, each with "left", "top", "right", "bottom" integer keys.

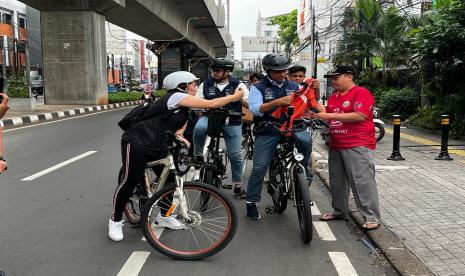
[{"left": 163, "top": 71, "right": 199, "bottom": 90}]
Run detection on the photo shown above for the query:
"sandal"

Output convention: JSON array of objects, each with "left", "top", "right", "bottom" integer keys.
[
  {"left": 319, "top": 213, "right": 349, "bottom": 221},
  {"left": 362, "top": 222, "right": 381, "bottom": 231}
]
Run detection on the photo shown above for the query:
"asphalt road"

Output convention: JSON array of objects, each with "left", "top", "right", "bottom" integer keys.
[{"left": 0, "top": 108, "right": 397, "bottom": 276}]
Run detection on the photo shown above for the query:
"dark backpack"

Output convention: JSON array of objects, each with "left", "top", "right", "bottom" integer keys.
[{"left": 117, "top": 103, "right": 151, "bottom": 131}]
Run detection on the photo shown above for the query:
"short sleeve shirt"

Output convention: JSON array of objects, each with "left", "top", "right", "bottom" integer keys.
[{"left": 326, "top": 86, "right": 376, "bottom": 150}]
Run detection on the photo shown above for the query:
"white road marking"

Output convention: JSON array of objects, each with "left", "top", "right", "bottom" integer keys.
[
  {"left": 117, "top": 251, "right": 150, "bottom": 276},
  {"left": 329, "top": 252, "right": 359, "bottom": 276},
  {"left": 21, "top": 151, "right": 97, "bottom": 181},
  {"left": 4, "top": 107, "right": 132, "bottom": 133},
  {"left": 313, "top": 222, "right": 337, "bottom": 241}
]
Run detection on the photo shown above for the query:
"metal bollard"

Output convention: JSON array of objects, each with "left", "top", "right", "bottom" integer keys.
[
  {"left": 388, "top": 115, "right": 405, "bottom": 161},
  {"left": 435, "top": 114, "right": 453, "bottom": 161}
]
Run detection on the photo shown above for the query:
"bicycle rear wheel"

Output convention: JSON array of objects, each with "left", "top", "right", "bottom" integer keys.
[
  {"left": 294, "top": 167, "right": 313, "bottom": 244},
  {"left": 267, "top": 156, "right": 287, "bottom": 214},
  {"left": 141, "top": 182, "right": 238, "bottom": 260}
]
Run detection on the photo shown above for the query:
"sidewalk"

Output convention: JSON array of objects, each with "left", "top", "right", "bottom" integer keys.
[{"left": 313, "top": 125, "right": 465, "bottom": 275}]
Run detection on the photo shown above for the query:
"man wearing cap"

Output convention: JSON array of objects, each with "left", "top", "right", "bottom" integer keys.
[{"left": 314, "top": 65, "right": 380, "bottom": 231}]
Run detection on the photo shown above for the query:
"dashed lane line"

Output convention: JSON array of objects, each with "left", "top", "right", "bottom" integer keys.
[
  {"left": 21, "top": 151, "right": 98, "bottom": 181},
  {"left": 329, "top": 252, "right": 359, "bottom": 276},
  {"left": 117, "top": 251, "right": 150, "bottom": 276}
]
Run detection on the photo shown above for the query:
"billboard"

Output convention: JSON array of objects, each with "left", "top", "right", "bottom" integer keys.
[{"left": 298, "top": 0, "right": 312, "bottom": 42}]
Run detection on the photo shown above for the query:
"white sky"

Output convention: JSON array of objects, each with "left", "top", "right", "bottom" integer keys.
[
  {"left": 230, "top": 0, "right": 299, "bottom": 60},
  {"left": 124, "top": 0, "right": 300, "bottom": 60}
]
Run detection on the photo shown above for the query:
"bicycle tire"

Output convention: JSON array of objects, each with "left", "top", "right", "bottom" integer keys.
[
  {"left": 294, "top": 167, "right": 313, "bottom": 244},
  {"left": 141, "top": 182, "right": 238, "bottom": 260},
  {"left": 268, "top": 156, "right": 287, "bottom": 214}
]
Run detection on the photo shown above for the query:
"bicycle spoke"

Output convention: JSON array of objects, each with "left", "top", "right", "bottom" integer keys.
[{"left": 202, "top": 221, "right": 227, "bottom": 230}]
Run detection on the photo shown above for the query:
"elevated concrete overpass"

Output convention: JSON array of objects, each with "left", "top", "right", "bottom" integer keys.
[{"left": 19, "top": 0, "right": 231, "bottom": 104}]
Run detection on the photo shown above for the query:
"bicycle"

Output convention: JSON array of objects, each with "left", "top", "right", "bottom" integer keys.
[
  {"left": 255, "top": 107, "right": 314, "bottom": 244},
  {"left": 118, "top": 132, "right": 237, "bottom": 260},
  {"left": 193, "top": 108, "right": 244, "bottom": 209}
]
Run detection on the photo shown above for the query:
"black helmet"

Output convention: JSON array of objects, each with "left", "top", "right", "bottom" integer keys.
[
  {"left": 262, "top": 53, "right": 290, "bottom": 71},
  {"left": 210, "top": 58, "right": 235, "bottom": 71}
]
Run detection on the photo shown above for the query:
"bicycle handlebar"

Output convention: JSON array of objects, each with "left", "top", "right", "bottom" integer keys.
[
  {"left": 190, "top": 107, "right": 244, "bottom": 118},
  {"left": 254, "top": 118, "right": 323, "bottom": 136}
]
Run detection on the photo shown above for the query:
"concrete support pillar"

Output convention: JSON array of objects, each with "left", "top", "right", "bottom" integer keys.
[{"left": 41, "top": 11, "right": 107, "bottom": 105}]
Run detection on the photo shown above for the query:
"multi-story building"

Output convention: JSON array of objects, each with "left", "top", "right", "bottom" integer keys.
[
  {"left": 241, "top": 11, "right": 284, "bottom": 73},
  {"left": 0, "top": 0, "right": 42, "bottom": 76}
]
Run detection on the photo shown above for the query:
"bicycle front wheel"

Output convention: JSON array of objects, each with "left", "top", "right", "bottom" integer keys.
[
  {"left": 294, "top": 168, "right": 313, "bottom": 244},
  {"left": 141, "top": 182, "right": 238, "bottom": 260}
]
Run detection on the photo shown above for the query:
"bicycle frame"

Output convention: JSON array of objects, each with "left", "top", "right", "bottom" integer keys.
[
  {"left": 144, "top": 143, "right": 189, "bottom": 220},
  {"left": 274, "top": 139, "right": 307, "bottom": 208}
]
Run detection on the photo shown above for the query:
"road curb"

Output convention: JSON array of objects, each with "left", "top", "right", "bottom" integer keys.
[
  {"left": 0, "top": 100, "right": 143, "bottom": 128},
  {"left": 311, "top": 151, "right": 434, "bottom": 276}
]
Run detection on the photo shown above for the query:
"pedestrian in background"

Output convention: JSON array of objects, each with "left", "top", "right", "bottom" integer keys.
[
  {"left": 0, "top": 77, "right": 9, "bottom": 173},
  {"left": 313, "top": 65, "right": 380, "bottom": 231}
]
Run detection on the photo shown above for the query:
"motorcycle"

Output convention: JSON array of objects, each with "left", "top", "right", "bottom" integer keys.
[{"left": 373, "top": 108, "right": 385, "bottom": 142}]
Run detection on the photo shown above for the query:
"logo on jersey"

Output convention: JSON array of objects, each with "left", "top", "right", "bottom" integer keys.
[
  {"left": 264, "top": 88, "right": 274, "bottom": 101},
  {"left": 208, "top": 87, "right": 216, "bottom": 97},
  {"left": 342, "top": 100, "right": 351, "bottom": 108}
]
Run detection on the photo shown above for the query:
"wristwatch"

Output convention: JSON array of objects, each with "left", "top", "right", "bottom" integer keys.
[{"left": 0, "top": 156, "right": 5, "bottom": 161}]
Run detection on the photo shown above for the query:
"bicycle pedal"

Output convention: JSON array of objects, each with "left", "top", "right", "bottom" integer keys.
[
  {"left": 310, "top": 201, "right": 314, "bottom": 206},
  {"left": 222, "top": 184, "right": 233, "bottom": 189},
  {"left": 222, "top": 176, "right": 228, "bottom": 180}
]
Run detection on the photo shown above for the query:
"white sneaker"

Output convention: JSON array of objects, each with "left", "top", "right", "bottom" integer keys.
[
  {"left": 155, "top": 213, "right": 186, "bottom": 230},
  {"left": 108, "top": 219, "right": 124, "bottom": 242}
]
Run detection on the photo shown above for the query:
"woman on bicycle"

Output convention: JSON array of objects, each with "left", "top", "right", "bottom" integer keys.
[{"left": 109, "top": 71, "right": 244, "bottom": 242}]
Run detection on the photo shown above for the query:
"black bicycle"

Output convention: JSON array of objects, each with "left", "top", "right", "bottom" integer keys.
[
  {"left": 194, "top": 108, "right": 243, "bottom": 210},
  {"left": 256, "top": 107, "right": 315, "bottom": 244}
]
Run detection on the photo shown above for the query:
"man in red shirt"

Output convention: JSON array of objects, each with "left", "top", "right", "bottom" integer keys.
[{"left": 313, "top": 65, "right": 380, "bottom": 231}]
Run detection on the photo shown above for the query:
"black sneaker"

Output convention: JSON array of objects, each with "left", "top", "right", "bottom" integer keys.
[
  {"left": 234, "top": 186, "right": 246, "bottom": 199},
  {"left": 246, "top": 202, "right": 261, "bottom": 220}
]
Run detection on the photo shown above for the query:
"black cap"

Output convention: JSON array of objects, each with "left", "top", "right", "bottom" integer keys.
[{"left": 323, "top": 65, "right": 355, "bottom": 78}]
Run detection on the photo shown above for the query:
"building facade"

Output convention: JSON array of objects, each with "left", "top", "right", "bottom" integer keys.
[{"left": 241, "top": 11, "right": 284, "bottom": 72}]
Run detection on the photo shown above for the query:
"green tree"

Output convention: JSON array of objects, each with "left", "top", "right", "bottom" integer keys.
[
  {"left": 409, "top": 0, "right": 465, "bottom": 135},
  {"left": 270, "top": 9, "right": 299, "bottom": 61}
]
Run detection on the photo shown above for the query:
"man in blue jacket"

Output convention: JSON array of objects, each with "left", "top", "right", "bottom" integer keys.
[
  {"left": 193, "top": 58, "right": 249, "bottom": 198},
  {"left": 246, "top": 54, "right": 312, "bottom": 220}
]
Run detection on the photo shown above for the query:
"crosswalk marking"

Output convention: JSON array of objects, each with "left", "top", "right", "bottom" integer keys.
[
  {"left": 117, "top": 251, "right": 150, "bottom": 276},
  {"left": 329, "top": 252, "right": 358, "bottom": 276}
]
